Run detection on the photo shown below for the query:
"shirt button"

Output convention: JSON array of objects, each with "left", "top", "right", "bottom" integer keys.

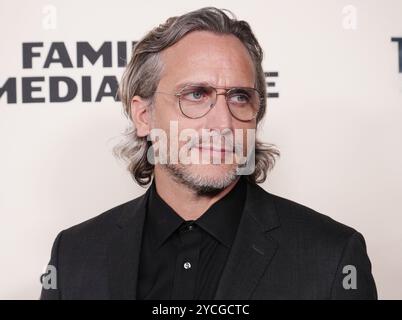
[
  {"left": 183, "top": 262, "right": 192, "bottom": 269},
  {"left": 188, "top": 225, "right": 194, "bottom": 231}
]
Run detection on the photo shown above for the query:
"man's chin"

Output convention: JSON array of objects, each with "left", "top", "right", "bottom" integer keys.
[
  {"left": 188, "top": 163, "right": 237, "bottom": 174},
  {"left": 164, "top": 163, "right": 239, "bottom": 196}
]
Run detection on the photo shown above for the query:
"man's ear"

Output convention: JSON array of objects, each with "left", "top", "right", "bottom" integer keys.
[{"left": 130, "top": 95, "right": 152, "bottom": 137}]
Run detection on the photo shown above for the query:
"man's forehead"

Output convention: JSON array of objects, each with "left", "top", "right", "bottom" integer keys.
[
  {"left": 161, "top": 31, "right": 253, "bottom": 63},
  {"left": 159, "top": 31, "right": 256, "bottom": 88},
  {"left": 160, "top": 68, "right": 256, "bottom": 91}
]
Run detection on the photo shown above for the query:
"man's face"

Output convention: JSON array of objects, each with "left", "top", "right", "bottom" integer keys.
[{"left": 151, "top": 30, "right": 257, "bottom": 194}]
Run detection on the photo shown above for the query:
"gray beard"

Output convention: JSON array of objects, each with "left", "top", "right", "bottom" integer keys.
[{"left": 163, "top": 163, "right": 239, "bottom": 197}]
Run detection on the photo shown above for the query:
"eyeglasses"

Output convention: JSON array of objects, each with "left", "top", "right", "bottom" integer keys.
[{"left": 154, "top": 84, "right": 262, "bottom": 122}]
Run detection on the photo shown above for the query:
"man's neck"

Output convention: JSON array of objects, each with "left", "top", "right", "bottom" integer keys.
[{"left": 153, "top": 166, "right": 240, "bottom": 221}]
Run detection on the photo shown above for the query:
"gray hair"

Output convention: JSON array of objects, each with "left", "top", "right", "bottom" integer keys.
[{"left": 114, "top": 7, "right": 280, "bottom": 187}]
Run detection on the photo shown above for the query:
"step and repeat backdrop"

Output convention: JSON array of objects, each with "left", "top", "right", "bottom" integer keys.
[{"left": 0, "top": 0, "right": 401, "bottom": 299}]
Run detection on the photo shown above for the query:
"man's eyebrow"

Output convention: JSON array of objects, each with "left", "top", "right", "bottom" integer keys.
[
  {"left": 173, "top": 81, "right": 256, "bottom": 91},
  {"left": 173, "top": 81, "right": 210, "bottom": 91}
]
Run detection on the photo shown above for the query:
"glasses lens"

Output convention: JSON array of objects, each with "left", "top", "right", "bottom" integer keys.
[
  {"left": 179, "top": 85, "right": 214, "bottom": 119},
  {"left": 227, "top": 88, "right": 260, "bottom": 121},
  {"left": 179, "top": 85, "right": 261, "bottom": 120}
]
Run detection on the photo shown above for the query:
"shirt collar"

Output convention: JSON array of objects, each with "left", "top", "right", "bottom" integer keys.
[
  {"left": 146, "top": 177, "right": 247, "bottom": 250},
  {"left": 146, "top": 181, "right": 184, "bottom": 251}
]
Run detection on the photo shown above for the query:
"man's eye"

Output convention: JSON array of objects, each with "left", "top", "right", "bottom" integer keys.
[
  {"left": 191, "top": 91, "right": 203, "bottom": 99},
  {"left": 182, "top": 88, "right": 208, "bottom": 101},
  {"left": 229, "top": 93, "right": 250, "bottom": 104}
]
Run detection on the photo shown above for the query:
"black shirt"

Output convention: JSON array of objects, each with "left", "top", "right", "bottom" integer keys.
[{"left": 136, "top": 177, "right": 247, "bottom": 300}]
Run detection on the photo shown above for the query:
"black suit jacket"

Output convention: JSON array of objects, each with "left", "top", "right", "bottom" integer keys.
[{"left": 40, "top": 181, "right": 377, "bottom": 299}]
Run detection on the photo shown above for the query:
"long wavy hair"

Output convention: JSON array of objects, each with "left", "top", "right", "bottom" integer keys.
[{"left": 114, "top": 7, "right": 280, "bottom": 187}]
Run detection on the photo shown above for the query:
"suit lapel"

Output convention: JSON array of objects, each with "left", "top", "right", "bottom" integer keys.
[
  {"left": 107, "top": 187, "right": 150, "bottom": 300},
  {"left": 214, "top": 181, "right": 280, "bottom": 300}
]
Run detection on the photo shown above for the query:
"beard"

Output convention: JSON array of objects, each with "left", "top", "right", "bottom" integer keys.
[{"left": 162, "top": 163, "right": 239, "bottom": 197}]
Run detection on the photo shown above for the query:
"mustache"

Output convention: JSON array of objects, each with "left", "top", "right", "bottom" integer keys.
[{"left": 187, "top": 134, "right": 244, "bottom": 153}]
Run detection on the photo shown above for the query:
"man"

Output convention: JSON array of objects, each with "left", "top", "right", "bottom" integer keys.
[{"left": 40, "top": 7, "right": 377, "bottom": 300}]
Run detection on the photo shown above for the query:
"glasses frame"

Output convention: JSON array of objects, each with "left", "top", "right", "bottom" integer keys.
[{"left": 155, "top": 84, "right": 263, "bottom": 122}]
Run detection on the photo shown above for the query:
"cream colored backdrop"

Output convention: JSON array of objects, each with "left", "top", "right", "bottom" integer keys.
[{"left": 0, "top": 0, "right": 401, "bottom": 299}]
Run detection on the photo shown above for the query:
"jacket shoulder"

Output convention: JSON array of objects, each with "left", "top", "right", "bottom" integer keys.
[
  {"left": 256, "top": 185, "right": 358, "bottom": 243},
  {"left": 249, "top": 184, "right": 376, "bottom": 299},
  {"left": 61, "top": 193, "right": 146, "bottom": 240}
]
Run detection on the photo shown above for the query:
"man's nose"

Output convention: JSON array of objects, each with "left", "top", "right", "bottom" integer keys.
[{"left": 205, "top": 93, "right": 233, "bottom": 129}]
